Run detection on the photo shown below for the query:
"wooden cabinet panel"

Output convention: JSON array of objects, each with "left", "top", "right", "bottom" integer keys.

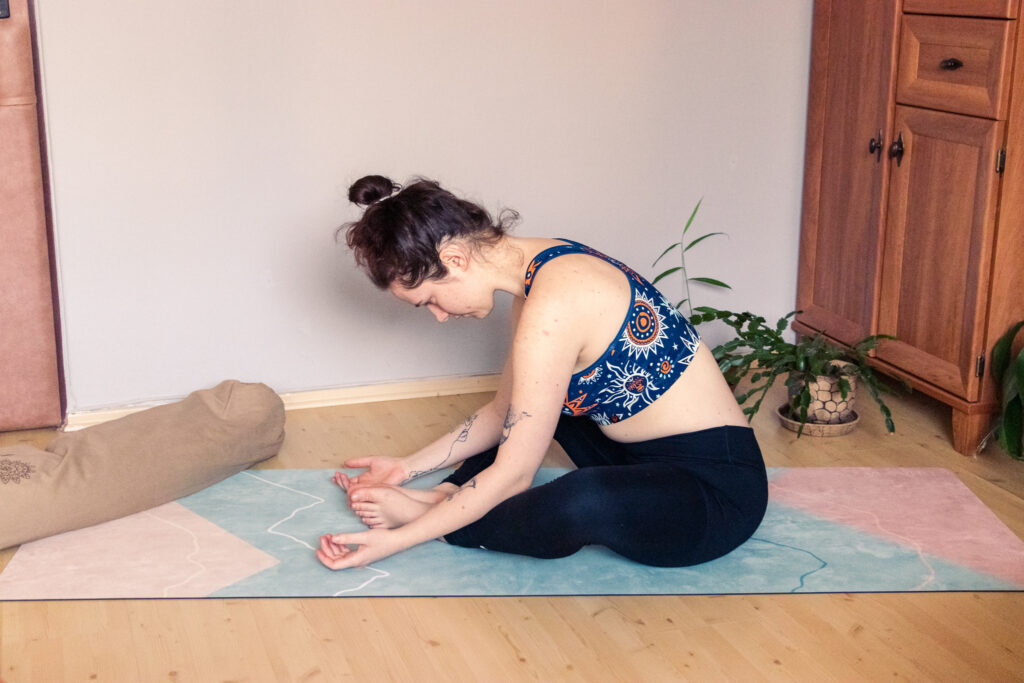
[
  {"left": 877, "top": 107, "right": 1004, "bottom": 399},
  {"left": 897, "top": 14, "right": 1014, "bottom": 119},
  {"left": 797, "top": 0, "right": 900, "bottom": 345},
  {"left": 903, "top": 0, "right": 1018, "bottom": 19},
  {"left": 799, "top": 0, "right": 1023, "bottom": 454}
]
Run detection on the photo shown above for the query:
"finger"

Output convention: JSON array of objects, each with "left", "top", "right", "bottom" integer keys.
[
  {"left": 344, "top": 457, "right": 373, "bottom": 469},
  {"left": 319, "top": 534, "right": 342, "bottom": 559},
  {"left": 320, "top": 533, "right": 354, "bottom": 559},
  {"left": 317, "top": 548, "right": 357, "bottom": 570},
  {"left": 333, "top": 472, "right": 351, "bottom": 492},
  {"left": 330, "top": 532, "right": 367, "bottom": 547}
]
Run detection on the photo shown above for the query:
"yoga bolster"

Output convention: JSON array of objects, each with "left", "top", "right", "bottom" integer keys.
[{"left": 0, "top": 380, "right": 285, "bottom": 550}]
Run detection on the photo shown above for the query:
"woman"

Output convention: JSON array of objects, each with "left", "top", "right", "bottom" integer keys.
[{"left": 317, "top": 175, "right": 767, "bottom": 570}]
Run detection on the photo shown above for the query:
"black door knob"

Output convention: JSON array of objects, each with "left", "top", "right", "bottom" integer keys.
[{"left": 889, "top": 132, "right": 905, "bottom": 167}]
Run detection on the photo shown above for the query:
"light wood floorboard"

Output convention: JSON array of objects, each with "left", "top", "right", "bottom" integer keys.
[{"left": 1, "top": 385, "right": 1022, "bottom": 681}]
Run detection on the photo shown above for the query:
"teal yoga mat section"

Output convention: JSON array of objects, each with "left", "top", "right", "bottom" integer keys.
[{"left": 1, "top": 467, "right": 1022, "bottom": 599}]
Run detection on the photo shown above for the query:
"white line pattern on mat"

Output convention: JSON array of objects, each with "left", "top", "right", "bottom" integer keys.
[
  {"left": 242, "top": 471, "right": 325, "bottom": 550},
  {"left": 144, "top": 509, "right": 207, "bottom": 597},
  {"left": 241, "top": 471, "right": 391, "bottom": 594}
]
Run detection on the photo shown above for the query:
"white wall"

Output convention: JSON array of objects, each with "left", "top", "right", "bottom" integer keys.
[{"left": 34, "top": 0, "right": 813, "bottom": 411}]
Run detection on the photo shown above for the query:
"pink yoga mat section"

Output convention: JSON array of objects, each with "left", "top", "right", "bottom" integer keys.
[
  {"left": 0, "top": 502, "right": 279, "bottom": 599},
  {"left": 769, "top": 467, "right": 1024, "bottom": 586}
]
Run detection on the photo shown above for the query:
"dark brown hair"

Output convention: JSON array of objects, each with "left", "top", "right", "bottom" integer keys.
[{"left": 341, "top": 175, "right": 518, "bottom": 289}]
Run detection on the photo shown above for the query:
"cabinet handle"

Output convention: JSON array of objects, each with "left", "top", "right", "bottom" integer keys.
[
  {"left": 940, "top": 58, "right": 964, "bottom": 71},
  {"left": 889, "top": 131, "right": 904, "bottom": 167},
  {"left": 869, "top": 130, "right": 884, "bottom": 162}
]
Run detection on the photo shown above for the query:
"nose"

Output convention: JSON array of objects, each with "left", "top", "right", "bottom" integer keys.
[{"left": 427, "top": 303, "right": 449, "bottom": 322}]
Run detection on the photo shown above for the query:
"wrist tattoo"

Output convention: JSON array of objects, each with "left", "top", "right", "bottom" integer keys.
[
  {"left": 446, "top": 478, "right": 477, "bottom": 501},
  {"left": 498, "top": 407, "right": 533, "bottom": 445},
  {"left": 405, "top": 413, "right": 478, "bottom": 482}
]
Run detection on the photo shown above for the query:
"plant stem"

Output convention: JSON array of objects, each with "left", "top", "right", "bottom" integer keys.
[{"left": 681, "top": 231, "right": 694, "bottom": 319}]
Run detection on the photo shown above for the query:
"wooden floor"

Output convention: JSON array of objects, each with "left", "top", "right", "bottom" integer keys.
[{"left": 1, "top": 384, "right": 1022, "bottom": 682}]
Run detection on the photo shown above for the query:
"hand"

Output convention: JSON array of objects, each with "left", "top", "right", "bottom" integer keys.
[
  {"left": 340, "top": 456, "right": 409, "bottom": 491},
  {"left": 316, "top": 529, "right": 406, "bottom": 570}
]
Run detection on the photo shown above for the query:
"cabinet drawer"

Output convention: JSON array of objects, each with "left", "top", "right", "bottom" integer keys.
[
  {"left": 903, "top": 0, "right": 1017, "bottom": 18},
  {"left": 897, "top": 14, "right": 1014, "bottom": 118}
]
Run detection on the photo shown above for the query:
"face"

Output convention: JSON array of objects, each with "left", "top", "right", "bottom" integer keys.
[
  {"left": 389, "top": 275, "right": 492, "bottom": 322},
  {"left": 387, "top": 241, "right": 497, "bottom": 322}
]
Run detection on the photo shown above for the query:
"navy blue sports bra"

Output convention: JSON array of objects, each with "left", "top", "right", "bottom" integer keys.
[{"left": 524, "top": 239, "right": 701, "bottom": 425}]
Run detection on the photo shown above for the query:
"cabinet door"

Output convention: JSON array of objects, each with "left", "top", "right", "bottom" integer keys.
[
  {"left": 877, "top": 106, "right": 1004, "bottom": 400},
  {"left": 797, "top": 0, "right": 901, "bottom": 345}
]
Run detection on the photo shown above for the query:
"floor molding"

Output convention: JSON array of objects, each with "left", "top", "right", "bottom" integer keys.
[{"left": 63, "top": 374, "right": 501, "bottom": 431}]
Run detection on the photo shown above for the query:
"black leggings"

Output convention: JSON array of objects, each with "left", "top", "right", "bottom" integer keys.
[{"left": 441, "top": 416, "right": 768, "bottom": 567}]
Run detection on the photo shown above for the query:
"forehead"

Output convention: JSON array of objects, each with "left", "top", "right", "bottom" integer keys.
[{"left": 389, "top": 280, "right": 433, "bottom": 304}]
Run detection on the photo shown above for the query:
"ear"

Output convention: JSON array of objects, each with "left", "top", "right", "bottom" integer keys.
[{"left": 438, "top": 242, "right": 471, "bottom": 273}]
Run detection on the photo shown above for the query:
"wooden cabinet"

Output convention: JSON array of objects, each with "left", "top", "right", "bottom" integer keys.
[{"left": 797, "top": 0, "right": 1024, "bottom": 455}]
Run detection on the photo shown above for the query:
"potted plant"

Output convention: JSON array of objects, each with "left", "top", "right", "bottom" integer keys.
[
  {"left": 688, "top": 308, "right": 896, "bottom": 437},
  {"left": 984, "top": 321, "right": 1024, "bottom": 459}
]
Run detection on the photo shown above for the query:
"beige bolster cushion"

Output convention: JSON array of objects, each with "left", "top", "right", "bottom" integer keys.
[{"left": 0, "top": 380, "right": 285, "bottom": 550}]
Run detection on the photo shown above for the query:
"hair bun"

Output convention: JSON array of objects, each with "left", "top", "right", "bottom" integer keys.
[{"left": 349, "top": 175, "right": 399, "bottom": 206}]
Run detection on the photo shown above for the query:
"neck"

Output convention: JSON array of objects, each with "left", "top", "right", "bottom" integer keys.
[{"left": 480, "top": 235, "right": 535, "bottom": 298}]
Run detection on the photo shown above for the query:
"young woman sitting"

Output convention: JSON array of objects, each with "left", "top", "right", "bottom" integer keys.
[{"left": 316, "top": 175, "right": 767, "bottom": 570}]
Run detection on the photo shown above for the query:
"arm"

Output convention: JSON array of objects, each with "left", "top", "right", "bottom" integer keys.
[
  {"left": 341, "top": 349, "right": 515, "bottom": 490},
  {"left": 319, "top": 288, "right": 581, "bottom": 569},
  {"left": 343, "top": 299, "right": 524, "bottom": 489}
]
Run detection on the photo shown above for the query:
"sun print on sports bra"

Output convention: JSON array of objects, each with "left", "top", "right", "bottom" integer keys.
[{"left": 524, "top": 240, "right": 701, "bottom": 425}]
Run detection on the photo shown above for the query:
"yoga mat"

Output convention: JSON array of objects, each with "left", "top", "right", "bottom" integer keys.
[{"left": 1, "top": 467, "right": 1022, "bottom": 599}]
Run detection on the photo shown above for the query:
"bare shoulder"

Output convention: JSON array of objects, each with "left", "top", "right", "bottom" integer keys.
[
  {"left": 519, "top": 251, "right": 632, "bottom": 372},
  {"left": 526, "top": 250, "right": 629, "bottom": 311}
]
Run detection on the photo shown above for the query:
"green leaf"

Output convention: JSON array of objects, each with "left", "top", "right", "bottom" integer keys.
[
  {"left": 1012, "top": 347, "right": 1024, "bottom": 406},
  {"left": 799, "top": 386, "right": 811, "bottom": 412},
  {"left": 991, "top": 321, "right": 1024, "bottom": 380},
  {"left": 651, "top": 266, "right": 682, "bottom": 286},
  {"left": 882, "top": 404, "right": 895, "bottom": 434},
  {"left": 998, "top": 395, "right": 1023, "bottom": 459},
  {"left": 684, "top": 232, "right": 727, "bottom": 252},
  {"left": 838, "top": 376, "right": 851, "bottom": 400},
  {"left": 688, "top": 277, "right": 732, "bottom": 289},
  {"left": 651, "top": 242, "right": 681, "bottom": 267},
  {"left": 1002, "top": 361, "right": 1020, "bottom": 409},
  {"left": 682, "top": 198, "right": 703, "bottom": 235}
]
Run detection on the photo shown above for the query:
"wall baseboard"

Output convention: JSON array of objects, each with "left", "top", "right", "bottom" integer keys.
[{"left": 63, "top": 374, "right": 501, "bottom": 431}]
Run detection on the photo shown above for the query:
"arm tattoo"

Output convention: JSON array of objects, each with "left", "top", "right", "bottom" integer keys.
[
  {"left": 498, "top": 407, "right": 533, "bottom": 446},
  {"left": 446, "top": 478, "right": 477, "bottom": 501},
  {"left": 404, "top": 413, "right": 478, "bottom": 482}
]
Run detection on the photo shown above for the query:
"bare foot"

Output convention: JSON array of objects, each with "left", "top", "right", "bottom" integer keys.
[{"left": 350, "top": 486, "right": 446, "bottom": 529}]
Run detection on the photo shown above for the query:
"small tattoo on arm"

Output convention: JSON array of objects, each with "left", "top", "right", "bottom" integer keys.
[
  {"left": 446, "top": 478, "right": 477, "bottom": 501},
  {"left": 405, "top": 413, "right": 478, "bottom": 482},
  {"left": 499, "top": 407, "right": 533, "bottom": 445}
]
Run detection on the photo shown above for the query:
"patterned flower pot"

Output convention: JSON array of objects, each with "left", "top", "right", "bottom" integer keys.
[{"left": 778, "top": 364, "right": 860, "bottom": 435}]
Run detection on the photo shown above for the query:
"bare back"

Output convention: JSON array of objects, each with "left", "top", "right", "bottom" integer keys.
[{"left": 513, "top": 238, "right": 746, "bottom": 442}]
